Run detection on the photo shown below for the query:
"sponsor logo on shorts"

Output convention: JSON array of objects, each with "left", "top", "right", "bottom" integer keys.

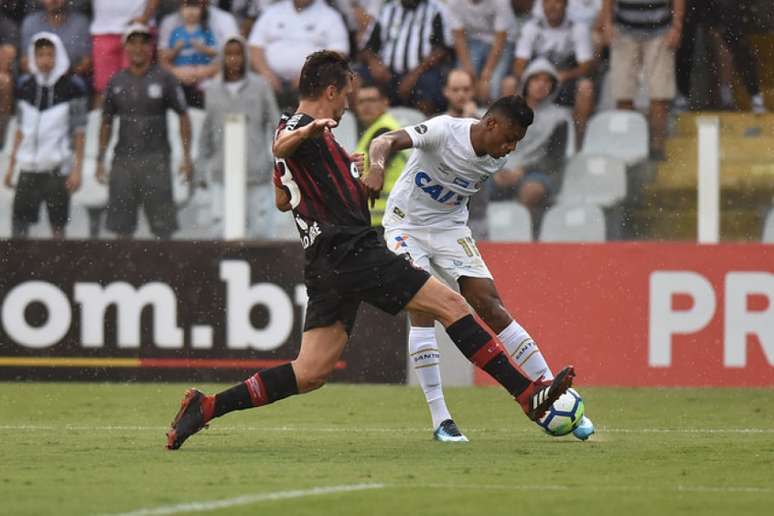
[{"left": 392, "top": 206, "right": 406, "bottom": 219}]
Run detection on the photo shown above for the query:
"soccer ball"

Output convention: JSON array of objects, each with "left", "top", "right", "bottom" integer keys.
[{"left": 537, "top": 388, "right": 585, "bottom": 437}]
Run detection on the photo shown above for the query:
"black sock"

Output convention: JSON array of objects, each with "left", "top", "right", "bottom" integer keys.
[
  {"left": 213, "top": 363, "right": 299, "bottom": 418},
  {"left": 446, "top": 315, "right": 530, "bottom": 396}
]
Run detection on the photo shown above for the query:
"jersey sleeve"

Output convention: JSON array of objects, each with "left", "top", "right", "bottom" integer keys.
[{"left": 406, "top": 116, "right": 448, "bottom": 151}]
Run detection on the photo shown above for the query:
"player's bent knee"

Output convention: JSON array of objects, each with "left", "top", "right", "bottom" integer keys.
[{"left": 444, "top": 290, "right": 470, "bottom": 323}]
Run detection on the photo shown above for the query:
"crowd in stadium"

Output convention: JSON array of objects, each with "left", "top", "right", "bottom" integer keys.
[{"left": 0, "top": 0, "right": 767, "bottom": 241}]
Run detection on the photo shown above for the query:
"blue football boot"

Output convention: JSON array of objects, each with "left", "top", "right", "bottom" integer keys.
[{"left": 433, "top": 419, "right": 469, "bottom": 442}]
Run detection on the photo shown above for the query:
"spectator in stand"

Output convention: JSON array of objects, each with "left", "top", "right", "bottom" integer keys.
[
  {"left": 444, "top": 68, "right": 480, "bottom": 118},
  {"left": 158, "top": 0, "right": 239, "bottom": 63},
  {"left": 439, "top": 68, "right": 493, "bottom": 240},
  {"left": 505, "top": 0, "right": 594, "bottom": 144},
  {"left": 197, "top": 35, "right": 280, "bottom": 239},
  {"left": 96, "top": 23, "right": 192, "bottom": 240},
  {"left": 3, "top": 33, "right": 87, "bottom": 239},
  {"left": 20, "top": 0, "right": 92, "bottom": 81},
  {"left": 492, "top": 57, "right": 572, "bottom": 236},
  {"left": 222, "top": 0, "right": 265, "bottom": 37},
  {"left": 331, "top": 0, "right": 384, "bottom": 45},
  {"left": 446, "top": 0, "right": 517, "bottom": 103},
  {"left": 360, "top": 0, "right": 453, "bottom": 116},
  {"left": 599, "top": 0, "right": 684, "bottom": 160},
  {"left": 0, "top": 12, "right": 18, "bottom": 139},
  {"left": 532, "top": 0, "right": 601, "bottom": 26},
  {"left": 90, "top": 0, "right": 159, "bottom": 102},
  {"left": 248, "top": 0, "right": 349, "bottom": 111},
  {"left": 159, "top": 0, "right": 218, "bottom": 107},
  {"left": 353, "top": 81, "right": 405, "bottom": 228},
  {"left": 675, "top": 0, "right": 765, "bottom": 113}
]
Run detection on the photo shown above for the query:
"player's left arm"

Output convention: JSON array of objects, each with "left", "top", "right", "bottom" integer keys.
[{"left": 362, "top": 129, "right": 413, "bottom": 206}]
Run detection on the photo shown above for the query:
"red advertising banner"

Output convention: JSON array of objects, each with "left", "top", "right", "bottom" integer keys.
[{"left": 476, "top": 242, "right": 774, "bottom": 387}]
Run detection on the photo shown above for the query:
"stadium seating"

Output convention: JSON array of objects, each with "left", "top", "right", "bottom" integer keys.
[
  {"left": 557, "top": 154, "right": 627, "bottom": 207},
  {"left": 581, "top": 110, "right": 649, "bottom": 166},
  {"left": 486, "top": 201, "right": 532, "bottom": 242},
  {"left": 763, "top": 208, "right": 774, "bottom": 243},
  {"left": 388, "top": 107, "right": 427, "bottom": 127},
  {"left": 332, "top": 110, "right": 358, "bottom": 153},
  {"left": 539, "top": 203, "right": 607, "bottom": 242}
]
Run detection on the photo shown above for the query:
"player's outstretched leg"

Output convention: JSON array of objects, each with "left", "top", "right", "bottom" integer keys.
[
  {"left": 460, "top": 276, "right": 594, "bottom": 438},
  {"left": 406, "top": 277, "right": 574, "bottom": 421},
  {"left": 408, "top": 319, "right": 467, "bottom": 442},
  {"left": 459, "top": 277, "right": 553, "bottom": 382},
  {"left": 166, "top": 324, "right": 348, "bottom": 450}
]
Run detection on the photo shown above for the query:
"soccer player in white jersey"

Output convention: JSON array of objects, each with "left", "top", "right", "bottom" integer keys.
[{"left": 364, "top": 96, "right": 594, "bottom": 442}]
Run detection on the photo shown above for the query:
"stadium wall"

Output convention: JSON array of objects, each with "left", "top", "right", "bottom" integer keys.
[
  {"left": 1, "top": 241, "right": 772, "bottom": 386},
  {"left": 477, "top": 242, "right": 774, "bottom": 387}
]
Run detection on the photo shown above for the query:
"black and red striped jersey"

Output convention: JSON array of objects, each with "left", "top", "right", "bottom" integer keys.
[{"left": 273, "top": 112, "right": 373, "bottom": 267}]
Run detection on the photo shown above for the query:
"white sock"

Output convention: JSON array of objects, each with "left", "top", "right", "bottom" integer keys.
[
  {"left": 409, "top": 326, "right": 452, "bottom": 430},
  {"left": 497, "top": 320, "right": 554, "bottom": 382}
]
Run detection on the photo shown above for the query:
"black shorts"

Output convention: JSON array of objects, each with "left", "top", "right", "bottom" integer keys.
[
  {"left": 12, "top": 171, "right": 70, "bottom": 229},
  {"left": 303, "top": 231, "right": 431, "bottom": 335},
  {"left": 106, "top": 155, "right": 178, "bottom": 237}
]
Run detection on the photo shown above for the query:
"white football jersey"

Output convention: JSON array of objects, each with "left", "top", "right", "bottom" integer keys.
[{"left": 383, "top": 115, "right": 506, "bottom": 231}]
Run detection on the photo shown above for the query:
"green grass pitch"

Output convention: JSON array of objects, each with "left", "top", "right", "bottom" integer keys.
[{"left": 2, "top": 383, "right": 774, "bottom": 515}]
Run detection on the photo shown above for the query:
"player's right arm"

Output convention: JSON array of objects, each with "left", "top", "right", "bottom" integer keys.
[
  {"left": 271, "top": 118, "right": 338, "bottom": 159},
  {"left": 363, "top": 129, "right": 413, "bottom": 206},
  {"left": 365, "top": 117, "right": 447, "bottom": 205}
]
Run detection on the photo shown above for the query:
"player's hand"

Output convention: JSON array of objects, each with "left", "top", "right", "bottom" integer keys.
[
  {"left": 95, "top": 161, "right": 108, "bottom": 185},
  {"left": 174, "top": 39, "right": 185, "bottom": 51},
  {"left": 362, "top": 165, "right": 385, "bottom": 208},
  {"left": 179, "top": 157, "right": 193, "bottom": 181},
  {"left": 65, "top": 169, "right": 81, "bottom": 193},
  {"left": 303, "top": 118, "right": 338, "bottom": 139},
  {"left": 350, "top": 152, "right": 365, "bottom": 175}
]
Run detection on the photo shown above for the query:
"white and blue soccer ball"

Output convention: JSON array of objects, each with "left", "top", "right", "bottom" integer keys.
[{"left": 537, "top": 388, "right": 585, "bottom": 437}]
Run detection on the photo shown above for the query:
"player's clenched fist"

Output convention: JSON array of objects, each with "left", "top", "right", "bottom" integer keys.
[{"left": 361, "top": 162, "right": 384, "bottom": 207}]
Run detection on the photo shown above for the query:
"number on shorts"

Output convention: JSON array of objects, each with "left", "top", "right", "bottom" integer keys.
[
  {"left": 275, "top": 157, "right": 301, "bottom": 209},
  {"left": 457, "top": 237, "right": 480, "bottom": 258}
]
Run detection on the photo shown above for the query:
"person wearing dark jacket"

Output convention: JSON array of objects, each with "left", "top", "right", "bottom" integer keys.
[{"left": 3, "top": 32, "right": 87, "bottom": 239}]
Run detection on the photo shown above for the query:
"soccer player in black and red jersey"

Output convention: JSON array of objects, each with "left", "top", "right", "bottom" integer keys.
[{"left": 166, "top": 50, "right": 576, "bottom": 450}]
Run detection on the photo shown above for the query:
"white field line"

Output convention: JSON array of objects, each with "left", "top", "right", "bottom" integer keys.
[
  {"left": 400, "top": 483, "right": 774, "bottom": 494},
  {"left": 99, "top": 481, "right": 774, "bottom": 516},
  {"left": 1, "top": 425, "right": 774, "bottom": 434},
  {"left": 99, "top": 483, "right": 385, "bottom": 516}
]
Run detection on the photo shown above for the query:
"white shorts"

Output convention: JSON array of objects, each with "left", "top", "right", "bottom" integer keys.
[{"left": 383, "top": 225, "right": 493, "bottom": 284}]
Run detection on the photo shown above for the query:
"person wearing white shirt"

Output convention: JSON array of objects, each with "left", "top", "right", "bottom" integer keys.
[
  {"left": 248, "top": 0, "right": 350, "bottom": 110},
  {"left": 506, "top": 0, "right": 594, "bottom": 143},
  {"left": 446, "top": 0, "right": 517, "bottom": 103},
  {"left": 90, "top": 0, "right": 159, "bottom": 97}
]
